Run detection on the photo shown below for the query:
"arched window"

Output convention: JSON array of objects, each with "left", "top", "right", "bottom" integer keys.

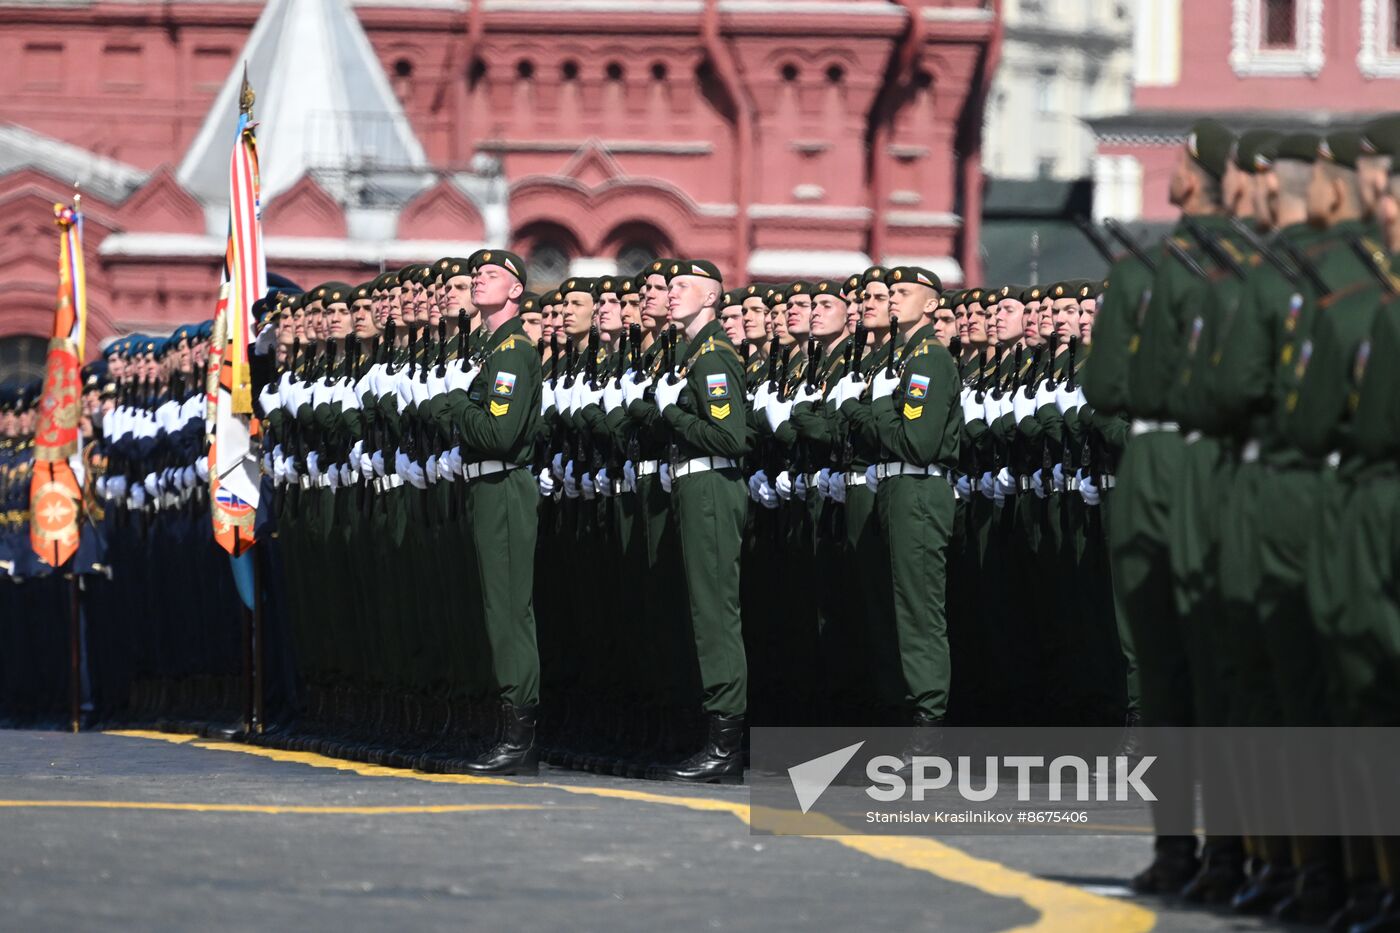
[
  {"left": 617, "top": 243, "right": 654, "bottom": 277},
  {"left": 527, "top": 241, "right": 570, "bottom": 290},
  {"left": 0, "top": 335, "right": 48, "bottom": 385}
]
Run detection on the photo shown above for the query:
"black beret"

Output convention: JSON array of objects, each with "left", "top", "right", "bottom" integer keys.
[
  {"left": 841, "top": 273, "right": 863, "bottom": 299},
  {"left": 887, "top": 266, "right": 942, "bottom": 292},
  {"left": 562, "top": 277, "right": 597, "bottom": 298},
  {"left": 1187, "top": 119, "right": 1235, "bottom": 180},
  {"left": 1274, "top": 132, "right": 1321, "bottom": 164},
  {"left": 664, "top": 258, "right": 723, "bottom": 286},
  {"left": 519, "top": 292, "right": 541, "bottom": 314},
  {"left": 475, "top": 249, "right": 528, "bottom": 287},
  {"left": 320, "top": 282, "right": 354, "bottom": 305},
  {"left": 1361, "top": 114, "right": 1400, "bottom": 161},
  {"left": 1235, "top": 130, "right": 1280, "bottom": 173},
  {"left": 1320, "top": 131, "right": 1363, "bottom": 170},
  {"left": 644, "top": 258, "right": 680, "bottom": 279},
  {"left": 814, "top": 279, "right": 845, "bottom": 298},
  {"left": 860, "top": 266, "right": 890, "bottom": 287},
  {"left": 720, "top": 289, "right": 745, "bottom": 308}
]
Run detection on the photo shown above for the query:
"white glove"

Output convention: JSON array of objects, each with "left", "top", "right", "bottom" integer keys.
[
  {"left": 563, "top": 460, "right": 580, "bottom": 498},
  {"left": 576, "top": 382, "right": 604, "bottom": 412},
  {"left": 551, "top": 452, "right": 565, "bottom": 483},
  {"left": 623, "top": 459, "right": 637, "bottom": 493},
  {"left": 340, "top": 463, "right": 354, "bottom": 486},
  {"left": 1012, "top": 387, "right": 1037, "bottom": 422},
  {"left": 537, "top": 467, "right": 557, "bottom": 497},
  {"left": 1078, "top": 469, "right": 1101, "bottom": 506},
  {"left": 654, "top": 375, "right": 683, "bottom": 412},
  {"left": 794, "top": 472, "right": 809, "bottom": 500},
  {"left": 816, "top": 467, "right": 832, "bottom": 500},
  {"left": 1057, "top": 384, "right": 1086, "bottom": 415},
  {"left": 262, "top": 451, "right": 274, "bottom": 476},
  {"left": 1035, "top": 377, "right": 1057, "bottom": 414},
  {"left": 747, "top": 471, "right": 763, "bottom": 502},
  {"left": 327, "top": 463, "right": 342, "bottom": 490},
  {"left": 961, "top": 388, "right": 983, "bottom": 426},
  {"left": 794, "top": 383, "right": 824, "bottom": 406},
  {"left": 195, "top": 459, "right": 209, "bottom": 482},
  {"left": 830, "top": 472, "right": 847, "bottom": 504},
  {"left": 446, "top": 445, "right": 463, "bottom": 477},
  {"left": 540, "top": 381, "right": 556, "bottom": 415},
  {"left": 751, "top": 469, "right": 778, "bottom": 509},
  {"left": 871, "top": 368, "right": 900, "bottom": 400},
  {"left": 581, "top": 468, "right": 596, "bottom": 499},
  {"left": 1052, "top": 462, "right": 1067, "bottom": 492},
  {"left": 659, "top": 461, "right": 673, "bottom": 494},
  {"left": 978, "top": 471, "right": 995, "bottom": 500},
  {"left": 360, "top": 449, "right": 374, "bottom": 476},
  {"left": 424, "top": 454, "right": 439, "bottom": 484},
  {"left": 401, "top": 456, "right": 426, "bottom": 490},
  {"left": 279, "top": 454, "right": 297, "bottom": 483},
  {"left": 144, "top": 472, "right": 159, "bottom": 497},
  {"left": 776, "top": 470, "right": 793, "bottom": 500},
  {"left": 96, "top": 476, "right": 109, "bottom": 499},
  {"left": 109, "top": 475, "right": 127, "bottom": 499},
  {"left": 764, "top": 395, "right": 794, "bottom": 433},
  {"left": 838, "top": 373, "right": 869, "bottom": 407},
  {"left": 752, "top": 382, "right": 775, "bottom": 414},
  {"left": 306, "top": 450, "right": 323, "bottom": 480},
  {"left": 1031, "top": 468, "right": 1047, "bottom": 500},
  {"left": 955, "top": 473, "right": 972, "bottom": 499},
  {"left": 596, "top": 468, "right": 614, "bottom": 497},
  {"left": 865, "top": 463, "right": 879, "bottom": 494},
  {"left": 623, "top": 375, "right": 651, "bottom": 408},
  {"left": 995, "top": 466, "right": 1016, "bottom": 501},
  {"left": 556, "top": 380, "right": 574, "bottom": 416},
  {"left": 602, "top": 378, "right": 625, "bottom": 413},
  {"left": 371, "top": 450, "right": 386, "bottom": 477},
  {"left": 130, "top": 486, "right": 146, "bottom": 509},
  {"left": 445, "top": 364, "right": 480, "bottom": 395}
]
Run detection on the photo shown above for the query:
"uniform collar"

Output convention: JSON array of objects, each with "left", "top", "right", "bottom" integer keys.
[{"left": 485, "top": 314, "right": 525, "bottom": 352}]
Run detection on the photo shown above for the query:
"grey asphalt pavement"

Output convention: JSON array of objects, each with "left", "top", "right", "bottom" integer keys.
[{"left": 0, "top": 731, "right": 1279, "bottom": 932}]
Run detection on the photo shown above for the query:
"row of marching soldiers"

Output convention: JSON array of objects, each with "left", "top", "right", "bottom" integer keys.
[
  {"left": 1, "top": 325, "right": 251, "bottom": 726},
  {"left": 1078, "top": 115, "right": 1400, "bottom": 933},
  {"left": 193, "top": 248, "right": 1133, "bottom": 786}
]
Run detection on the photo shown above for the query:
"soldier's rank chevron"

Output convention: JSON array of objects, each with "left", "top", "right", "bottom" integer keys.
[
  {"left": 489, "top": 400, "right": 510, "bottom": 417},
  {"left": 709, "top": 402, "right": 731, "bottom": 420},
  {"left": 902, "top": 402, "right": 924, "bottom": 420}
]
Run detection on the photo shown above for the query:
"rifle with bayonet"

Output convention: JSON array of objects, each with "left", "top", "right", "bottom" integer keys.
[
  {"left": 1181, "top": 215, "right": 1246, "bottom": 279},
  {"left": 1104, "top": 219, "right": 1158, "bottom": 273}
]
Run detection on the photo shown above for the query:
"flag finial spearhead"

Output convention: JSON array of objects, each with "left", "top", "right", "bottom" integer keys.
[{"left": 239, "top": 63, "right": 255, "bottom": 116}]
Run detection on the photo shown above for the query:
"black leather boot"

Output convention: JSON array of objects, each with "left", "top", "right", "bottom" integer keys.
[
  {"left": 1130, "top": 836, "right": 1200, "bottom": 895},
  {"left": 1273, "top": 859, "right": 1348, "bottom": 924},
  {"left": 463, "top": 702, "right": 539, "bottom": 776},
  {"left": 1180, "top": 838, "right": 1247, "bottom": 905},
  {"left": 656, "top": 713, "right": 745, "bottom": 784},
  {"left": 1231, "top": 860, "right": 1296, "bottom": 914},
  {"left": 893, "top": 712, "right": 944, "bottom": 778}
]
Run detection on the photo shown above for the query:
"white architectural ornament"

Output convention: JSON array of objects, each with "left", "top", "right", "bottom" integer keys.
[
  {"left": 1359, "top": 0, "right": 1400, "bottom": 79},
  {"left": 1230, "top": 0, "right": 1325, "bottom": 77}
]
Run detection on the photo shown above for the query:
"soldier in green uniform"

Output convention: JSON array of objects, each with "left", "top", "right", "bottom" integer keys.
[
  {"left": 860, "top": 266, "right": 960, "bottom": 737},
  {"left": 1108, "top": 119, "right": 1236, "bottom": 894},
  {"left": 433, "top": 250, "right": 543, "bottom": 775},
  {"left": 629, "top": 260, "right": 750, "bottom": 783}
]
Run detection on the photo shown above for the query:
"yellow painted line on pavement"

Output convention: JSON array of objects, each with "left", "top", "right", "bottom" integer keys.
[
  {"left": 109, "top": 731, "right": 1156, "bottom": 933},
  {"left": 107, "top": 730, "right": 197, "bottom": 744},
  {"left": 0, "top": 800, "right": 560, "bottom": 816}
]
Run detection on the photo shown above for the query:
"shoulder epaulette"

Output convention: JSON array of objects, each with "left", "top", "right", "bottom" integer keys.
[{"left": 495, "top": 335, "right": 522, "bottom": 353}]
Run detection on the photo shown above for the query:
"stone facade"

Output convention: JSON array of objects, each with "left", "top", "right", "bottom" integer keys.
[{"left": 0, "top": 0, "right": 999, "bottom": 367}]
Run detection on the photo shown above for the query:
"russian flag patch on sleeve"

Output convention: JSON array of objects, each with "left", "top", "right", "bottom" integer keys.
[
  {"left": 706, "top": 373, "right": 729, "bottom": 399},
  {"left": 906, "top": 373, "right": 929, "bottom": 400}
]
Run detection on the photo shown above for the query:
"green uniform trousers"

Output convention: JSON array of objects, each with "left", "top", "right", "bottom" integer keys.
[
  {"left": 672, "top": 468, "right": 748, "bottom": 718},
  {"left": 877, "top": 474, "right": 955, "bottom": 720},
  {"left": 466, "top": 467, "right": 540, "bottom": 706}
]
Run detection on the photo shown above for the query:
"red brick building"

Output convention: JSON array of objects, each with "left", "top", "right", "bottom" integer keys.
[
  {"left": 0, "top": 0, "right": 1000, "bottom": 380},
  {"left": 1094, "top": 0, "right": 1398, "bottom": 224}
]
